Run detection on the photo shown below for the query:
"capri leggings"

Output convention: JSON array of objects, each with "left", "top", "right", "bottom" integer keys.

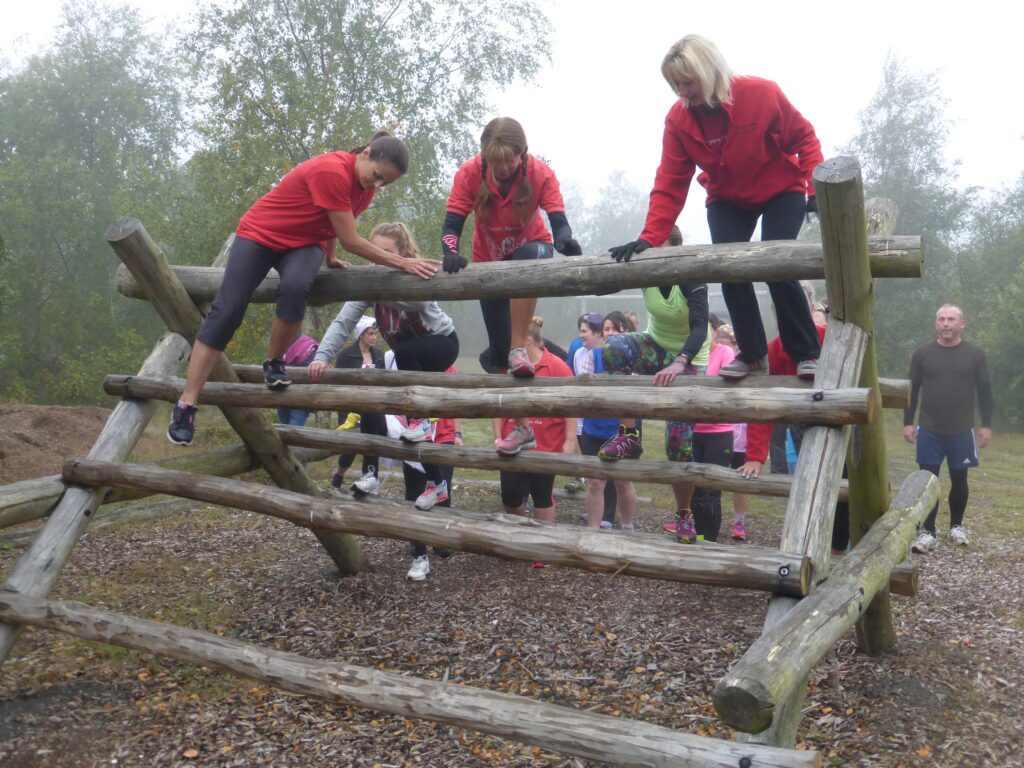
[
  {"left": 198, "top": 236, "right": 323, "bottom": 350},
  {"left": 500, "top": 471, "right": 556, "bottom": 509},
  {"left": 603, "top": 332, "right": 703, "bottom": 462},
  {"left": 479, "top": 240, "right": 553, "bottom": 370}
]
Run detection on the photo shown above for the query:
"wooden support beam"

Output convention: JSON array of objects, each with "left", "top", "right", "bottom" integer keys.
[
  {"left": 0, "top": 593, "right": 819, "bottom": 768},
  {"left": 817, "top": 174, "right": 896, "bottom": 656},
  {"left": 104, "top": 219, "right": 365, "bottom": 576},
  {"left": 116, "top": 236, "right": 921, "bottom": 305},
  {"left": 713, "top": 472, "right": 939, "bottom": 733},
  {"left": 64, "top": 459, "right": 811, "bottom": 596},
  {"left": 232, "top": 365, "right": 911, "bottom": 410},
  {"left": 0, "top": 446, "right": 333, "bottom": 529},
  {"left": 0, "top": 332, "right": 192, "bottom": 665},
  {"left": 104, "top": 375, "right": 875, "bottom": 427},
  {"left": 276, "top": 425, "right": 847, "bottom": 501},
  {"left": 735, "top": 317, "right": 867, "bottom": 748}
]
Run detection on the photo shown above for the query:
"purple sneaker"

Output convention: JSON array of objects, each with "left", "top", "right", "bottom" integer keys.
[
  {"left": 597, "top": 426, "right": 643, "bottom": 461},
  {"left": 675, "top": 509, "right": 697, "bottom": 544}
]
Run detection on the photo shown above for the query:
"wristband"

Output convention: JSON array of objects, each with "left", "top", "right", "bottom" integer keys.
[
  {"left": 673, "top": 355, "right": 689, "bottom": 366},
  {"left": 454, "top": 431, "right": 463, "bottom": 439}
]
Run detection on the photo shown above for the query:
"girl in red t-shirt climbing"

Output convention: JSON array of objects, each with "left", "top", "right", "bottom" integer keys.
[
  {"left": 441, "top": 117, "right": 582, "bottom": 456},
  {"left": 167, "top": 132, "right": 439, "bottom": 447}
]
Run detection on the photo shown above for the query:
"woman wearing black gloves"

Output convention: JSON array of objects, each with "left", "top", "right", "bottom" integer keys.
[
  {"left": 442, "top": 117, "right": 582, "bottom": 456},
  {"left": 609, "top": 35, "right": 822, "bottom": 381}
]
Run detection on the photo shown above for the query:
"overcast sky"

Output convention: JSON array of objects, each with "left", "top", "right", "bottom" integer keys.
[{"left": 3, "top": 0, "right": 1022, "bottom": 243}]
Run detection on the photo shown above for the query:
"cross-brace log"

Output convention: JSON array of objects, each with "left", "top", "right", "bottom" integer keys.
[
  {"left": 0, "top": 332, "right": 191, "bottom": 665},
  {"left": 64, "top": 459, "right": 811, "bottom": 596},
  {"left": 0, "top": 446, "right": 333, "bottom": 529},
  {"left": 232, "top": 364, "right": 911, "bottom": 410},
  {"left": 713, "top": 471, "right": 939, "bottom": 733},
  {"left": 116, "top": 236, "right": 921, "bottom": 305},
  {"left": 104, "top": 376, "right": 874, "bottom": 427},
  {"left": 735, "top": 317, "right": 867, "bottom": 748},
  {"left": 0, "top": 593, "right": 820, "bottom": 768},
  {"left": 818, "top": 176, "right": 896, "bottom": 656},
  {"left": 104, "top": 219, "right": 365, "bottom": 575}
]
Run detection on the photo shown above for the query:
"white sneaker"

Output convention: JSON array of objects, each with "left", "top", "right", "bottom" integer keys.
[
  {"left": 911, "top": 531, "right": 938, "bottom": 554},
  {"left": 352, "top": 471, "right": 380, "bottom": 496},
  {"left": 949, "top": 525, "right": 970, "bottom": 546},
  {"left": 407, "top": 555, "right": 430, "bottom": 581},
  {"left": 400, "top": 418, "right": 433, "bottom": 443},
  {"left": 414, "top": 480, "right": 449, "bottom": 511}
]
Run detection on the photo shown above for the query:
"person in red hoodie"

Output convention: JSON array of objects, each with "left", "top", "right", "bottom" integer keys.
[{"left": 609, "top": 35, "right": 822, "bottom": 383}]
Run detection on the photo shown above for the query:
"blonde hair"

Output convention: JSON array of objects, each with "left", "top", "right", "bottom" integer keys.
[
  {"left": 661, "top": 35, "right": 734, "bottom": 107},
  {"left": 370, "top": 222, "right": 420, "bottom": 258},
  {"left": 527, "top": 315, "right": 545, "bottom": 345}
]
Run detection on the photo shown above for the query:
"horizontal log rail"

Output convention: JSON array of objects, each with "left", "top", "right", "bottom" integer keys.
[
  {"left": 0, "top": 446, "right": 333, "bottom": 530},
  {"left": 277, "top": 425, "right": 845, "bottom": 500},
  {"left": 713, "top": 471, "right": 940, "bottom": 733},
  {"left": 116, "top": 236, "right": 921, "bottom": 305},
  {"left": 0, "top": 593, "right": 819, "bottom": 768},
  {"left": 64, "top": 459, "right": 811, "bottom": 596},
  {"left": 104, "top": 376, "right": 874, "bottom": 426},
  {"left": 233, "top": 364, "right": 910, "bottom": 410}
]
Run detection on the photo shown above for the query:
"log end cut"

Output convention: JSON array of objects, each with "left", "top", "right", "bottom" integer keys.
[{"left": 712, "top": 675, "right": 775, "bottom": 734}]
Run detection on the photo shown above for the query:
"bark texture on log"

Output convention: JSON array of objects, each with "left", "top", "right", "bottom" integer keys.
[
  {"left": 0, "top": 593, "right": 820, "bottom": 768},
  {"left": 116, "top": 236, "right": 921, "bottom": 305},
  {"left": 104, "top": 375, "right": 874, "bottom": 427},
  {"left": 64, "top": 459, "right": 811, "bottom": 596},
  {"left": 714, "top": 472, "right": 938, "bottom": 733}
]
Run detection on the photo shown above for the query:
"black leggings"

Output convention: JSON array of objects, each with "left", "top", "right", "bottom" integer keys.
[
  {"left": 691, "top": 431, "right": 733, "bottom": 542},
  {"left": 391, "top": 332, "right": 459, "bottom": 485},
  {"left": 500, "top": 471, "right": 556, "bottom": 509},
  {"left": 337, "top": 413, "right": 387, "bottom": 478},
  {"left": 920, "top": 464, "right": 969, "bottom": 534},
  {"left": 707, "top": 192, "right": 820, "bottom": 364},
  {"left": 479, "top": 240, "right": 554, "bottom": 370},
  {"left": 198, "top": 236, "right": 323, "bottom": 351}
]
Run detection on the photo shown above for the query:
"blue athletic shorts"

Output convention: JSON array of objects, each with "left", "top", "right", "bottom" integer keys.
[{"left": 916, "top": 427, "right": 979, "bottom": 469}]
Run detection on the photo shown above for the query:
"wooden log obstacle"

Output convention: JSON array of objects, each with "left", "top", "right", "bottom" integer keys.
[{"left": 0, "top": 157, "right": 938, "bottom": 763}]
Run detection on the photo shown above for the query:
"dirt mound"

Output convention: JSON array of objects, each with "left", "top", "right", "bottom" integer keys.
[{"left": 0, "top": 404, "right": 121, "bottom": 484}]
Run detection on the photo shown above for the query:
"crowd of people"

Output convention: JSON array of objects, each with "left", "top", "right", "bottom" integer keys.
[{"left": 162, "top": 34, "right": 993, "bottom": 581}]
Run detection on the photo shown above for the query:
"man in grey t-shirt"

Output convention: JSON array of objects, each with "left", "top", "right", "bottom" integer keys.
[{"left": 903, "top": 305, "right": 993, "bottom": 553}]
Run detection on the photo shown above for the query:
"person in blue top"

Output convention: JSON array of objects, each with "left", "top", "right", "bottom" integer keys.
[{"left": 571, "top": 313, "right": 638, "bottom": 531}]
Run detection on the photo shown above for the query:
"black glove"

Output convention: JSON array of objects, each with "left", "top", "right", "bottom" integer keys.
[
  {"left": 555, "top": 236, "right": 582, "bottom": 256},
  {"left": 443, "top": 251, "right": 468, "bottom": 274},
  {"left": 608, "top": 239, "right": 652, "bottom": 263},
  {"left": 806, "top": 196, "right": 817, "bottom": 214}
]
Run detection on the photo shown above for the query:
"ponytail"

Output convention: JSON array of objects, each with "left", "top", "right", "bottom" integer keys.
[{"left": 350, "top": 131, "right": 410, "bottom": 174}]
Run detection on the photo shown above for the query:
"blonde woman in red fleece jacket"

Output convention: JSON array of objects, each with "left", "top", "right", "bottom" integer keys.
[{"left": 609, "top": 35, "right": 822, "bottom": 383}]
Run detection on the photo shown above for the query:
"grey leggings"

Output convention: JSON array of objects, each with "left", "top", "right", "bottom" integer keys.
[{"left": 197, "top": 236, "right": 323, "bottom": 351}]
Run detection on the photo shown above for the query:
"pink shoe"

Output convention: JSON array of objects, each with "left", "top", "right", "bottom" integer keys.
[
  {"left": 496, "top": 426, "right": 536, "bottom": 456},
  {"left": 597, "top": 426, "right": 643, "bottom": 461},
  {"left": 675, "top": 509, "right": 697, "bottom": 544},
  {"left": 730, "top": 520, "right": 747, "bottom": 541},
  {"left": 508, "top": 347, "right": 535, "bottom": 378}
]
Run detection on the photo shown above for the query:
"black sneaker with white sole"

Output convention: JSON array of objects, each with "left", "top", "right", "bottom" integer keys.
[
  {"left": 167, "top": 403, "right": 198, "bottom": 446},
  {"left": 263, "top": 358, "right": 292, "bottom": 389}
]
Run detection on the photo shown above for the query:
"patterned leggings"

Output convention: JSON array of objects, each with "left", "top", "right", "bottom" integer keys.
[{"left": 602, "top": 332, "right": 704, "bottom": 462}]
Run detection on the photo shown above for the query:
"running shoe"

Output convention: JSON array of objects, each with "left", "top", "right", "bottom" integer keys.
[
  {"left": 675, "top": 509, "right": 697, "bottom": 544},
  {"left": 730, "top": 520, "right": 747, "bottom": 541},
  {"left": 400, "top": 418, "right": 433, "bottom": 443},
  {"left": 508, "top": 347, "right": 535, "bottom": 378},
  {"left": 263, "top": 358, "right": 292, "bottom": 389},
  {"left": 911, "top": 531, "right": 938, "bottom": 554},
  {"left": 948, "top": 525, "right": 970, "bottom": 546},
  {"left": 796, "top": 359, "right": 818, "bottom": 381},
  {"left": 719, "top": 356, "right": 768, "bottom": 380},
  {"left": 597, "top": 426, "right": 643, "bottom": 461},
  {"left": 407, "top": 555, "right": 430, "bottom": 581},
  {"left": 496, "top": 426, "right": 536, "bottom": 456},
  {"left": 167, "top": 403, "right": 198, "bottom": 446},
  {"left": 414, "top": 480, "right": 449, "bottom": 511}
]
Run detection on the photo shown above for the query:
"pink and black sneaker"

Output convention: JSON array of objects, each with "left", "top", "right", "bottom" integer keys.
[{"left": 597, "top": 426, "right": 643, "bottom": 461}]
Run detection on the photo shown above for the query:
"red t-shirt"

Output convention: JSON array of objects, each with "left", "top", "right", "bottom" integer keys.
[
  {"left": 236, "top": 151, "right": 376, "bottom": 252},
  {"left": 433, "top": 366, "right": 459, "bottom": 444},
  {"left": 500, "top": 350, "right": 573, "bottom": 452},
  {"left": 446, "top": 155, "right": 564, "bottom": 263}
]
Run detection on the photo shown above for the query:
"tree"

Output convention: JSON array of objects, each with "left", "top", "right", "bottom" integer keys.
[
  {"left": 572, "top": 171, "right": 650, "bottom": 253},
  {"left": 841, "top": 56, "right": 976, "bottom": 378},
  {"left": 0, "top": 1, "right": 185, "bottom": 403}
]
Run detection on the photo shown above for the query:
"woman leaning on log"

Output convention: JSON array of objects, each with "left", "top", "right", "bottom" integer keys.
[
  {"left": 599, "top": 226, "right": 713, "bottom": 544},
  {"left": 309, "top": 222, "right": 458, "bottom": 513},
  {"left": 166, "top": 132, "right": 439, "bottom": 447},
  {"left": 608, "top": 34, "right": 822, "bottom": 382},
  {"left": 440, "top": 117, "right": 583, "bottom": 457}
]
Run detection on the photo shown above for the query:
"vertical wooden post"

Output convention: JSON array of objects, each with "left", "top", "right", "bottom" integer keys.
[
  {"left": 814, "top": 160, "right": 894, "bottom": 655},
  {"left": 0, "top": 332, "right": 192, "bottom": 664},
  {"left": 105, "top": 219, "right": 365, "bottom": 575}
]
